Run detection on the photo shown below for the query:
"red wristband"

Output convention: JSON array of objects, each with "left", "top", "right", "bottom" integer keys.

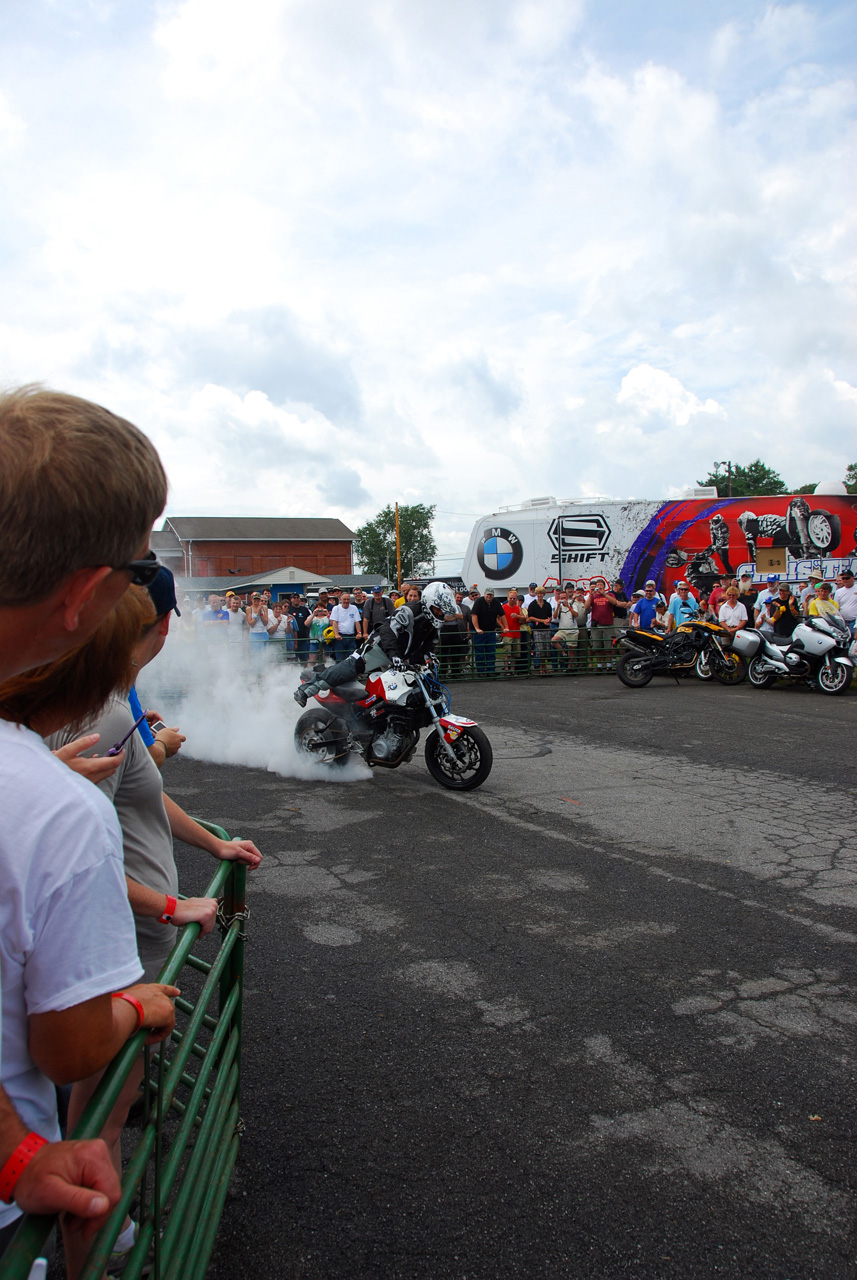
[
  {"left": 158, "top": 894, "right": 177, "bottom": 924},
  {"left": 0, "top": 1132, "right": 48, "bottom": 1203},
  {"left": 112, "top": 991, "right": 145, "bottom": 1033}
]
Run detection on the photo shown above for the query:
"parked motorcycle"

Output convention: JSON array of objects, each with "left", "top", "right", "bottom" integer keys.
[
  {"left": 615, "top": 620, "right": 746, "bottom": 688},
  {"left": 732, "top": 614, "right": 854, "bottom": 695},
  {"left": 293, "top": 660, "right": 493, "bottom": 790}
]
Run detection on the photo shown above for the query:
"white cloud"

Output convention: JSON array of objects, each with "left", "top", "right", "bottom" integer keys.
[
  {"left": 617, "top": 364, "right": 725, "bottom": 427},
  {"left": 0, "top": 0, "right": 854, "bottom": 563}
]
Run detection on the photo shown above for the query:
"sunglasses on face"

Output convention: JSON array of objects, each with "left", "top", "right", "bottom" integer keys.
[{"left": 117, "top": 550, "right": 163, "bottom": 586}]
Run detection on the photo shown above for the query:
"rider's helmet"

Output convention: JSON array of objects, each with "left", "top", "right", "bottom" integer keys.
[{"left": 421, "top": 581, "right": 457, "bottom": 630}]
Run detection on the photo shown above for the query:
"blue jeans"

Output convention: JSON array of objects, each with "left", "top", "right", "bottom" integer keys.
[
  {"left": 334, "top": 635, "right": 357, "bottom": 662},
  {"left": 472, "top": 631, "right": 497, "bottom": 675}
]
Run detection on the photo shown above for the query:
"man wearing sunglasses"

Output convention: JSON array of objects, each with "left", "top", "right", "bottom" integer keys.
[{"left": 0, "top": 386, "right": 171, "bottom": 1256}]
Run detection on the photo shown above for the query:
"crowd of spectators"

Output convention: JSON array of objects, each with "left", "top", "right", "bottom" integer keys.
[
  {"left": 0, "top": 387, "right": 261, "bottom": 1277},
  {"left": 180, "top": 566, "right": 857, "bottom": 680}
]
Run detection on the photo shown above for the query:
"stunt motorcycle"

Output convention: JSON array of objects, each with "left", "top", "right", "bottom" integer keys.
[
  {"left": 615, "top": 619, "right": 746, "bottom": 688},
  {"left": 732, "top": 614, "right": 854, "bottom": 695},
  {"left": 294, "top": 660, "right": 493, "bottom": 790}
]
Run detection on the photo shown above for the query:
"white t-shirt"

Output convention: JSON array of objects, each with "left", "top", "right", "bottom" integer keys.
[
  {"left": 226, "top": 608, "right": 247, "bottom": 642},
  {"left": 330, "top": 604, "right": 361, "bottom": 635},
  {"left": 0, "top": 720, "right": 142, "bottom": 1230},
  {"left": 834, "top": 584, "right": 857, "bottom": 622}
]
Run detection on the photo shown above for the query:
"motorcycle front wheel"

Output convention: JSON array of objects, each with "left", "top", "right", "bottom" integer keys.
[
  {"left": 616, "top": 652, "right": 654, "bottom": 688},
  {"left": 747, "top": 655, "right": 776, "bottom": 689},
  {"left": 695, "top": 653, "right": 713, "bottom": 681},
  {"left": 424, "top": 726, "right": 493, "bottom": 791},
  {"left": 294, "top": 708, "right": 350, "bottom": 765},
  {"left": 816, "top": 661, "right": 852, "bottom": 696},
  {"left": 711, "top": 651, "right": 747, "bottom": 685}
]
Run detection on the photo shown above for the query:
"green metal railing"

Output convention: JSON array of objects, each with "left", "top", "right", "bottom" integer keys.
[{"left": 1, "top": 822, "right": 247, "bottom": 1280}]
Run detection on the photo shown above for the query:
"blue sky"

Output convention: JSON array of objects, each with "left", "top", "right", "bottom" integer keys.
[{"left": 0, "top": 0, "right": 854, "bottom": 571}]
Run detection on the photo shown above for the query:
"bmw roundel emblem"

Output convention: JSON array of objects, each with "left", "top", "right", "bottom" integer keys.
[{"left": 477, "top": 526, "right": 524, "bottom": 580}]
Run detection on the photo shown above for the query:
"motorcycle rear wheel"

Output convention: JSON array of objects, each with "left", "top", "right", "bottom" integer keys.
[
  {"left": 424, "top": 725, "right": 493, "bottom": 791},
  {"left": 294, "top": 708, "right": 350, "bottom": 765},
  {"left": 616, "top": 652, "right": 654, "bottom": 688},
  {"left": 711, "top": 652, "right": 747, "bottom": 685},
  {"left": 747, "top": 656, "right": 776, "bottom": 689},
  {"left": 816, "top": 662, "right": 852, "bottom": 696}
]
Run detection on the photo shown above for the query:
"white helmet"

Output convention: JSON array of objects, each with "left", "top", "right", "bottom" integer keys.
[{"left": 421, "top": 581, "right": 456, "bottom": 629}]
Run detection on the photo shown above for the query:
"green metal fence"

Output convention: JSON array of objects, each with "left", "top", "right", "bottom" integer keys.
[{"left": 1, "top": 822, "right": 247, "bottom": 1280}]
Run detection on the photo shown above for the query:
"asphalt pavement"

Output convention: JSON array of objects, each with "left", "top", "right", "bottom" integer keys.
[{"left": 170, "top": 671, "right": 857, "bottom": 1279}]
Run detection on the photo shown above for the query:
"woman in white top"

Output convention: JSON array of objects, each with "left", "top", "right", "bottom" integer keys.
[
  {"left": 718, "top": 588, "right": 748, "bottom": 637},
  {"left": 266, "top": 602, "right": 292, "bottom": 661},
  {"left": 246, "top": 592, "right": 269, "bottom": 638}
]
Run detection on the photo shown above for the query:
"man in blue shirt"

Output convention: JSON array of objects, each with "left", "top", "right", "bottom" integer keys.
[
  {"left": 669, "top": 583, "right": 699, "bottom": 626},
  {"left": 631, "top": 581, "right": 661, "bottom": 630},
  {"left": 201, "top": 593, "right": 228, "bottom": 624}
]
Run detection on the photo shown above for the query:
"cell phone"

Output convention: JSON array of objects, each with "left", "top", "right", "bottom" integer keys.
[
  {"left": 149, "top": 719, "right": 167, "bottom": 733},
  {"left": 107, "top": 710, "right": 149, "bottom": 756}
]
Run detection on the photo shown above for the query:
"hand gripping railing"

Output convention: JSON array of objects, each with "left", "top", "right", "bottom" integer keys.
[{"left": 1, "top": 822, "right": 247, "bottom": 1280}]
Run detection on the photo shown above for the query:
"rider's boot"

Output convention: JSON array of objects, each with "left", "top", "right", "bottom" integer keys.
[{"left": 294, "top": 678, "right": 328, "bottom": 708}]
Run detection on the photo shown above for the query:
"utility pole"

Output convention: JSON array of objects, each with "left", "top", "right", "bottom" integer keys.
[
  {"left": 395, "top": 502, "right": 402, "bottom": 593},
  {"left": 715, "top": 460, "right": 733, "bottom": 497}
]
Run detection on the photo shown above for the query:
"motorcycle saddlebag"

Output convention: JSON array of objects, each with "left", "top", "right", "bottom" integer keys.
[{"left": 731, "top": 629, "right": 759, "bottom": 658}]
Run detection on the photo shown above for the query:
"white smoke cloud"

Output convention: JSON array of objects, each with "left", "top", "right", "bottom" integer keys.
[{"left": 140, "top": 632, "right": 372, "bottom": 784}]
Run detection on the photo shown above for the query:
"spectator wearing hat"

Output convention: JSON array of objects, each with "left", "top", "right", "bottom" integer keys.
[
  {"left": 128, "top": 568, "right": 186, "bottom": 769},
  {"left": 610, "top": 578, "right": 630, "bottom": 626},
  {"left": 527, "top": 587, "right": 553, "bottom": 674},
  {"left": 754, "top": 575, "right": 781, "bottom": 636},
  {"left": 833, "top": 569, "right": 857, "bottom": 636},
  {"left": 764, "top": 581, "right": 800, "bottom": 638},
  {"left": 651, "top": 599, "right": 675, "bottom": 634},
  {"left": 799, "top": 570, "right": 825, "bottom": 614},
  {"left": 738, "top": 573, "right": 759, "bottom": 612},
  {"left": 669, "top": 583, "right": 699, "bottom": 627},
  {"left": 363, "top": 585, "right": 395, "bottom": 636},
  {"left": 631, "top": 582, "right": 660, "bottom": 630},
  {"left": 550, "top": 591, "right": 580, "bottom": 671}
]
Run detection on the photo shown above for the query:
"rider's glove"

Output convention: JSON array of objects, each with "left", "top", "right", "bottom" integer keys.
[
  {"left": 391, "top": 656, "right": 405, "bottom": 670},
  {"left": 425, "top": 652, "right": 438, "bottom": 666}
]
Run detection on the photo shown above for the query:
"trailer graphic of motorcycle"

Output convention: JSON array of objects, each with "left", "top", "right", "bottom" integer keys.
[{"left": 621, "top": 496, "right": 850, "bottom": 597}]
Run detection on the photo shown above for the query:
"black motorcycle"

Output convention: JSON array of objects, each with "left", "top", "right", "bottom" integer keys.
[{"left": 615, "top": 620, "right": 747, "bottom": 689}]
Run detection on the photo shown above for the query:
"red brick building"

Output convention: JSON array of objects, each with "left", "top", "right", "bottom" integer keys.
[{"left": 156, "top": 517, "right": 355, "bottom": 579}]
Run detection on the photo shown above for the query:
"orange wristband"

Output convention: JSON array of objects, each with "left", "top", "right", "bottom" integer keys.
[
  {"left": 112, "top": 991, "right": 145, "bottom": 1033},
  {"left": 158, "top": 894, "right": 177, "bottom": 924},
  {"left": 0, "top": 1132, "right": 48, "bottom": 1203}
]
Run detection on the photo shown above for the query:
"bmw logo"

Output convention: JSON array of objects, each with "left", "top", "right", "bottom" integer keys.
[{"left": 477, "top": 526, "right": 524, "bottom": 580}]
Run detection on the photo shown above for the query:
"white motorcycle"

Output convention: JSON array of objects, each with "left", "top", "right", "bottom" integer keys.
[{"left": 732, "top": 614, "right": 854, "bottom": 695}]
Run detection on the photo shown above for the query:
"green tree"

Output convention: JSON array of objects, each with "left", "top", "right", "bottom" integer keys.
[
  {"left": 697, "top": 459, "right": 788, "bottom": 498},
  {"left": 354, "top": 503, "right": 438, "bottom": 580},
  {"left": 844, "top": 463, "right": 857, "bottom": 495}
]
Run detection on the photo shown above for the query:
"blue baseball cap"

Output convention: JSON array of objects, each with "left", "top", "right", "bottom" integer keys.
[{"left": 147, "top": 566, "right": 181, "bottom": 617}]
